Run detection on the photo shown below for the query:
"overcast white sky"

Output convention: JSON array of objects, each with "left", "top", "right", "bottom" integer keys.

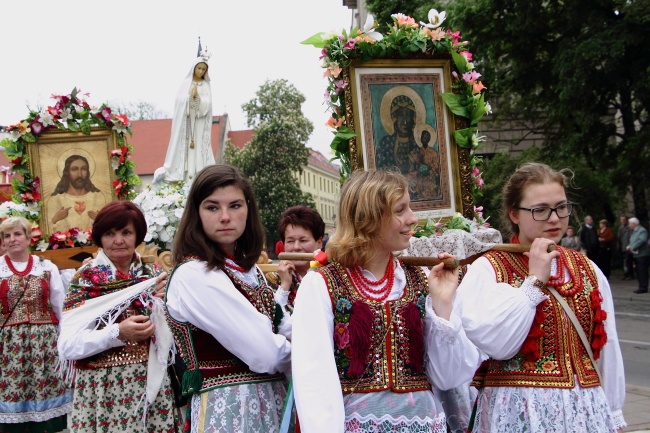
[{"left": 0, "top": 0, "right": 355, "bottom": 157}]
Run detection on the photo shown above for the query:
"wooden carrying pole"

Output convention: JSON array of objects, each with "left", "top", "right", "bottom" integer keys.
[{"left": 278, "top": 243, "right": 555, "bottom": 269}]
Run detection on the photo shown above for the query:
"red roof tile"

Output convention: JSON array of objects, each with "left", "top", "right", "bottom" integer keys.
[
  {"left": 129, "top": 117, "right": 223, "bottom": 175},
  {"left": 228, "top": 130, "right": 255, "bottom": 149}
]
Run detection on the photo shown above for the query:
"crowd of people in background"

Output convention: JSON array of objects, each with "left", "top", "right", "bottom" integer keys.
[
  {"left": 0, "top": 162, "right": 635, "bottom": 433},
  {"left": 575, "top": 213, "right": 649, "bottom": 294}
]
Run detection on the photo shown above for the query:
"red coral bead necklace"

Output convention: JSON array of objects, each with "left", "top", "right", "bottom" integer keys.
[
  {"left": 5, "top": 254, "right": 34, "bottom": 277},
  {"left": 225, "top": 254, "right": 245, "bottom": 273},
  {"left": 348, "top": 257, "right": 395, "bottom": 302}
]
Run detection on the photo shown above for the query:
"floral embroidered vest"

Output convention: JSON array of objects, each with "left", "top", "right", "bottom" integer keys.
[
  {"left": 0, "top": 273, "right": 57, "bottom": 326},
  {"left": 319, "top": 261, "right": 431, "bottom": 394},
  {"left": 472, "top": 248, "right": 602, "bottom": 388},
  {"left": 166, "top": 260, "right": 285, "bottom": 396}
]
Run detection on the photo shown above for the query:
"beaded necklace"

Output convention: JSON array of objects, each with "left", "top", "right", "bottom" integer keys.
[
  {"left": 225, "top": 254, "right": 245, "bottom": 273},
  {"left": 5, "top": 254, "right": 33, "bottom": 277},
  {"left": 347, "top": 258, "right": 395, "bottom": 302},
  {"left": 522, "top": 247, "right": 583, "bottom": 296}
]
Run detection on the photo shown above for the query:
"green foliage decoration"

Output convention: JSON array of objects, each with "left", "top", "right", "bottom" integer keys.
[
  {"left": 1, "top": 87, "right": 140, "bottom": 250},
  {"left": 301, "top": 8, "right": 489, "bottom": 195}
]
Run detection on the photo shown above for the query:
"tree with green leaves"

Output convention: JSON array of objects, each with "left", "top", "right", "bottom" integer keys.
[
  {"left": 225, "top": 79, "right": 315, "bottom": 249},
  {"left": 366, "top": 0, "right": 650, "bottom": 223},
  {"left": 439, "top": 0, "right": 650, "bottom": 223}
]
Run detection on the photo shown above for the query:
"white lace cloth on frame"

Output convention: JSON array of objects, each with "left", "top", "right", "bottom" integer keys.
[{"left": 404, "top": 228, "right": 503, "bottom": 260}]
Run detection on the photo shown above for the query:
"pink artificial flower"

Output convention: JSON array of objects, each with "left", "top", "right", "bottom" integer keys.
[
  {"left": 429, "top": 27, "right": 446, "bottom": 41},
  {"left": 326, "top": 116, "right": 344, "bottom": 129},
  {"left": 472, "top": 82, "right": 487, "bottom": 94},
  {"left": 100, "top": 107, "right": 112, "bottom": 120},
  {"left": 447, "top": 30, "right": 461, "bottom": 45},
  {"left": 462, "top": 71, "right": 482, "bottom": 84},
  {"left": 344, "top": 38, "right": 357, "bottom": 50},
  {"left": 472, "top": 166, "right": 480, "bottom": 176},
  {"left": 452, "top": 71, "right": 458, "bottom": 79},
  {"left": 460, "top": 51, "right": 473, "bottom": 61},
  {"left": 392, "top": 13, "right": 418, "bottom": 28},
  {"left": 30, "top": 120, "right": 43, "bottom": 135},
  {"left": 319, "top": 48, "right": 328, "bottom": 60},
  {"left": 333, "top": 79, "right": 348, "bottom": 95},
  {"left": 323, "top": 65, "right": 342, "bottom": 78},
  {"left": 114, "top": 114, "right": 130, "bottom": 126}
]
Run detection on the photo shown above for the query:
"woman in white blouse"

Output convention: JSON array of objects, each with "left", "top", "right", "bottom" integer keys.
[
  {"left": 165, "top": 164, "right": 291, "bottom": 433},
  {"left": 291, "top": 170, "right": 482, "bottom": 433},
  {"left": 455, "top": 162, "right": 626, "bottom": 432}
]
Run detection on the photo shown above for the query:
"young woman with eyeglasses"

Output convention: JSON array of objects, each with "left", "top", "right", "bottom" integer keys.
[{"left": 455, "top": 162, "right": 626, "bottom": 432}]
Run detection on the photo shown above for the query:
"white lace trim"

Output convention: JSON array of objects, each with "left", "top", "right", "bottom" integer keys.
[
  {"left": 108, "top": 323, "right": 121, "bottom": 341},
  {"left": 610, "top": 409, "right": 627, "bottom": 430},
  {"left": 346, "top": 412, "right": 446, "bottom": 433},
  {"left": 520, "top": 276, "right": 549, "bottom": 305},
  {"left": 0, "top": 401, "right": 71, "bottom": 423},
  {"left": 405, "top": 228, "right": 503, "bottom": 260}
]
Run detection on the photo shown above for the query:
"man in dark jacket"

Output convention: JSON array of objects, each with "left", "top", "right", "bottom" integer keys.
[
  {"left": 617, "top": 215, "right": 634, "bottom": 279},
  {"left": 579, "top": 215, "right": 600, "bottom": 264}
]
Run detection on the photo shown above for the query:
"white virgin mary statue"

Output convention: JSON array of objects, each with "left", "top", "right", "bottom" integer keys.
[{"left": 154, "top": 50, "right": 215, "bottom": 184}]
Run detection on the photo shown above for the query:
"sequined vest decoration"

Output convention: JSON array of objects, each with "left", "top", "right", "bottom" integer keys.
[
  {"left": 166, "top": 260, "right": 285, "bottom": 395},
  {"left": 75, "top": 305, "right": 150, "bottom": 369},
  {"left": 0, "top": 273, "right": 58, "bottom": 326},
  {"left": 472, "top": 249, "right": 601, "bottom": 388},
  {"left": 319, "top": 261, "right": 431, "bottom": 394},
  {"left": 74, "top": 263, "right": 160, "bottom": 370}
]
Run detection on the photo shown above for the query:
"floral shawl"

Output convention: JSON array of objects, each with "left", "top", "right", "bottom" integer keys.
[{"left": 59, "top": 249, "right": 174, "bottom": 424}]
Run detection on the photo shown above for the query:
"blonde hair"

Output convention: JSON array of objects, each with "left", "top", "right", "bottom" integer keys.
[
  {"left": 0, "top": 216, "right": 31, "bottom": 239},
  {"left": 326, "top": 170, "right": 408, "bottom": 268}
]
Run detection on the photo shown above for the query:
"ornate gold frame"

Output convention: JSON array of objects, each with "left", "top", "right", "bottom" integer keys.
[
  {"left": 27, "top": 128, "right": 119, "bottom": 236},
  {"left": 343, "top": 58, "right": 473, "bottom": 220}
]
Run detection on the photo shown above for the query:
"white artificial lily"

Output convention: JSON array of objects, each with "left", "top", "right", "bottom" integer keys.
[
  {"left": 420, "top": 9, "right": 446, "bottom": 29},
  {"left": 362, "top": 14, "right": 384, "bottom": 41}
]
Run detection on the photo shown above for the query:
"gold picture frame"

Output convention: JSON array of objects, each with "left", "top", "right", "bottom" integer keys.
[
  {"left": 344, "top": 58, "right": 473, "bottom": 220},
  {"left": 27, "top": 128, "right": 118, "bottom": 237}
]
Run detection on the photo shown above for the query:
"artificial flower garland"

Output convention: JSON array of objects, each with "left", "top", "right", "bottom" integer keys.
[
  {"left": 302, "top": 9, "right": 489, "bottom": 195},
  {"left": 0, "top": 88, "right": 141, "bottom": 250}
]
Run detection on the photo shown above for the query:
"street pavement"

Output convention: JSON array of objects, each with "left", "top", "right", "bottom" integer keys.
[{"left": 610, "top": 272, "right": 650, "bottom": 432}]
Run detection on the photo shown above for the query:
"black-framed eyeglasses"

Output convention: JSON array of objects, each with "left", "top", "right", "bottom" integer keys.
[{"left": 517, "top": 203, "right": 574, "bottom": 221}]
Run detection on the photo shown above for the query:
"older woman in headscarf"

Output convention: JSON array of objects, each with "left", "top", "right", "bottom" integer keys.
[{"left": 58, "top": 201, "right": 177, "bottom": 433}]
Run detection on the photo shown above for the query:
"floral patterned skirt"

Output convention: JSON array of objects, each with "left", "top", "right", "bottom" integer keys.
[
  {"left": 0, "top": 323, "right": 72, "bottom": 432},
  {"left": 190, "top": 381, "right": 287, "bottom": 433},
  {"left": 71, "top": 362, "right": 178, "bottom": 433}
]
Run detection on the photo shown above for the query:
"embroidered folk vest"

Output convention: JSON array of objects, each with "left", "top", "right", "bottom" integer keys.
[
  {"left": 472, "top": 248, "right": 601, "bottom": 388},
  {"left": 166, "top": 261, "right": 285, "bottom": 396},
  {"left": 0, "top": 273, "right": 58, "bottom": 326},
  {"left": 319, "top": 261, "right": 431, "bottom": 394}
]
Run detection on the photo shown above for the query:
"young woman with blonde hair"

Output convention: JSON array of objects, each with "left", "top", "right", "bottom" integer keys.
[{"left": 292, "top": 169, "right": 481, "bottom": 433}]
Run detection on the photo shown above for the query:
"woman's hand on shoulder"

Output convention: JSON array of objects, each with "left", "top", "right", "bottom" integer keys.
[
  {"left": 427, "top": 253, "right": 459, "bottom": 320},
  {"left": 118, "top": 315, "right": 155, "bottom": 342}
]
